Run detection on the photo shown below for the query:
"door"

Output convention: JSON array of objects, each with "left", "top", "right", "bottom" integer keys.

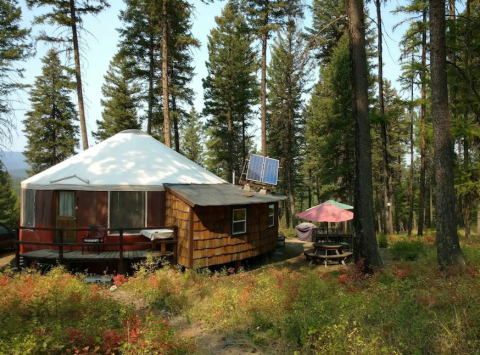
[{"left": 56, "top": 191, "right": 77, "bottom": 243}]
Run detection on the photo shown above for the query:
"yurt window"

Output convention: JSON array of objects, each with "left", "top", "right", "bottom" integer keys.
[
  {"left": 109, "top": 191, "right": 145, "bottom": 233},
  {"left": 232, "top": 208, "right": 246, "bottom": 235},
  {"left": 22, "top": 189, "right": 35, "bottom": 227},
  {"left": 58, "top": 191, "right": 75, "bottom": 217},
  {"left": 268, "top": 204, "right": 275, "bottom": 227}
]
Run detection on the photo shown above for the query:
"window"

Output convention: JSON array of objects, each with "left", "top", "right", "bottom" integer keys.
[
  {"left": 232, "top": 208, "right": 246, "bottom": 235},
  {"left": 22, "top": 189, "right": 35, "bottom": 227},
  {"left": 110, "top": 191, "right": 145, "bottom": 233},
  {"left": 58, "top": 191, "right": 75, "bottom": 217},
  {"left": 268, "top": 204, "right": 275, "bottom": 227}
]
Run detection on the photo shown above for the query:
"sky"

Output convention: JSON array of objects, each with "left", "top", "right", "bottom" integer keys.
[{"left": 9, "top": 0, "right": 411, "bottom": 153}]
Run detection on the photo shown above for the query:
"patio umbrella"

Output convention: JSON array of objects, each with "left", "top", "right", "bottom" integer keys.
[{"left": 297, "top": 202, "right": 353, "bottom": 223}]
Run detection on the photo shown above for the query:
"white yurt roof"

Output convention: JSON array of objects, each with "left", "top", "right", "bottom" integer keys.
[{"left": 21, "top": 130, "right": 226, "bottom": 191}]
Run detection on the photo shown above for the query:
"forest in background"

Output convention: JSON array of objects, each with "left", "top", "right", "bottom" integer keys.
[{"left": 0, "top": 0, "right": 478, "bottom": 262}]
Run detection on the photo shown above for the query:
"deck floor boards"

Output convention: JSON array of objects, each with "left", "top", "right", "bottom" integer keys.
[{"left": 21, "top": 249, "right": 149, "bottom": 263}]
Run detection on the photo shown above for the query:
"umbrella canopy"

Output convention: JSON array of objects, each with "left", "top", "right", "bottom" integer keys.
[
  {"left": 297, "top": 202, "right": 354, "bottom": 222},
  {"left": 326, "top": 200, "right": 353, "bottom": 210}
]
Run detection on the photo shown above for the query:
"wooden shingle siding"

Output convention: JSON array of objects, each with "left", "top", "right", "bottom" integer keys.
[
  {"left": 191, "top": 203, "right": 278, "bottom": 269},
  {"left": 166, "top": 191, "right": 279, "bottom": 269},
  {"left": 165, "top": 192, "right": 191, "bottom": 267}
]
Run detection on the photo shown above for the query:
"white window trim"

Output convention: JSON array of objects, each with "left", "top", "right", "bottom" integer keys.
[
  {"left": 108, "top": 191, "right": 148, "bottom": 236},
  {"left": 232, "top": 208, "right": 247, "bottom": 235},
  {"left": 268, "top": 204, "right": 275, "bottom": 227}
]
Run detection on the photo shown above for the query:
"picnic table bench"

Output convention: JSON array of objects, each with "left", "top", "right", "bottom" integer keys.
[{"left": 304, "top": 243, "right": 353, "bottom": 267}]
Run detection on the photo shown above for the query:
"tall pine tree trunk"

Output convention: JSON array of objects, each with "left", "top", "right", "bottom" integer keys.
[
  {"left": 147, "top": 33, "right": 154, "bottom": 135},
  {"left": 308, "top": 169, "right": 312, "bottom": 209},
  {"left": 376, "top": 0, "right": 393, "bottom": 235},
  {"left": 347, "top": 0, "right": 383, "bottom": 271},
  {"left": 418, "top": 7, "right": 427, "bottom": 236},
  {"left": 227, "top": 108, "right": 234, "bottom": 183},
  {"left": 261, "top": 10, "right": 268, "bottom": 157},
  {"left": 162, "top": 0, "right": 171, "bottom": 147},
  {"left": 463, "top": 136, "right": 470, "bottom": 240},
  {"left": 172, "top": 95, "right": 180, "bottom": 152},
  {"left": 408, "top": 56, "right": 415, "bottom": 236},
  {"left": 430, "top": 0, "right": 465, "bottom": 269},
  {"left": 69, "top": 0, "right": 88, "bottom": 150}
]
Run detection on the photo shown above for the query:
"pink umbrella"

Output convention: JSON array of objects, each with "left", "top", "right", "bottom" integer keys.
[{"left": 297, "top": 202, "right": 354, "bottom": 222}]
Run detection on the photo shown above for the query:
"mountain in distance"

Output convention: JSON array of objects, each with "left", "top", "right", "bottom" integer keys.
[{"left": 1, "top": 151, "right": 29, "bottom": 179}]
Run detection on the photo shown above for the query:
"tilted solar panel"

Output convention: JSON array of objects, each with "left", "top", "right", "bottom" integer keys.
[
  {"left": 262, "top": 157, "right": 279, "bottom": 185},
  {"left": 246, "top": 154, "right": 264, "bottom": 182}
]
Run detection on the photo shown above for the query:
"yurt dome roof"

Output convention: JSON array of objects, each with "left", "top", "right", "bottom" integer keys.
[{"left": 21, "top": 130, "right": 226, "bottom": 191}]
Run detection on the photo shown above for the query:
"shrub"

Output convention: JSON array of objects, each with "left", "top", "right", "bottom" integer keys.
[
  {"left": 390, "top": 240, "right": 424, "bottom": 261},
  {"left": 278, "top": 226, "right": 297, "bottom": 239},
  {"left": 377, "top": 234, "right": 388, "bottom": 248}
]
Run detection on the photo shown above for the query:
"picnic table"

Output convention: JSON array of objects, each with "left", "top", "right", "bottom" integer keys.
[
  {"left": 304, "top": 242, "right": 353, "bottom": 267},
  {"left": 312, "top": 233, "right": 355, "bottom": 251}
]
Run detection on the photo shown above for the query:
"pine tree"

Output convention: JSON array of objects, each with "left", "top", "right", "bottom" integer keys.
[
  {"left": 181, "top": 108, "right": 204, "bottom": 165},
  {"left": 347, "top": 0, "right": 383, "bottom": 271},
  {"left": 203, "top": 1, "right": 259, "bottom": 182},
  {"left": 23, "top": 49, "right": 79, "bottom": 175},
  {"left": 307, "top": 0, "right": 347, "bottom": 62},
  {"left": 0, "top": 164, "right": 19, "bottom": 227},
  {"left": 26, "top": 0, "right": 110, "bottom": 150},
  {"left": 0, "top": 0, "right": 32, "bottom": 147},
  {"left": 167, "top": 0, "right": 200, "bottom": 152},
  {"left": 93, "top": 52, "right": 141, "bottom": 141},
  {"left": 118, "top": 0, "right": 162, "bottom": 136},
  {"left": 268, "top": 20, "right": 310, "bottom": 228},
  {"left": 430, "top": 0, "right": 464, "bottom": 268},
  {"left": 242, "top": 0, "right": 303, "bottom": 157},
  {"left": 304, "top": 34, "right": 354, "bottom": 203}
]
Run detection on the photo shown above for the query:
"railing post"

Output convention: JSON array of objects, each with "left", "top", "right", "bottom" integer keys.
[
  {"left": 118, "top": 229, "right": 124, "bottom": 275},
  {"left": 15, "top": 227, "right": 21, "bottom": 271},
  {"left": 59, "top": 231, "right": 64, "bottom": 265},
  {"left": 173, "top": 226, "right": 178, "bottom": 266}
]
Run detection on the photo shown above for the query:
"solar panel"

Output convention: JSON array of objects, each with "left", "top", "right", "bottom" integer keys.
[
  {"left": 262, "top": 157, "right": 279, "bottom": 185},
  {"left": 246, "top": 154, "right": 264, "bottom": 182}
]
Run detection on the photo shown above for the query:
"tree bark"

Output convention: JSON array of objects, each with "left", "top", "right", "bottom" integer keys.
[
  {"left": 463, "top": 136, "right": 470, "bottom": 240},
  {"left": 430, "top": 0, "right": 465, "bottom": 268},
  {"left": 418, "top": 7, "right": 427, "bottom": 236},
  {"left": 147, "top": 32, "right": 154, "bottom": 135},
  {"left": 347, "top": 0, "right": 383, "bottom": 271},
  {"left": 407, "top": 53, "right": 415, "bottom": 237},
  {"left": 375, "top": 0, "right": 393, "bottom": 236},
  {"left": 227, "top": 107, "right": 233, "bottom": 184},
  {"left": 162, "top": 0, "right": 171, "bottom": 147},
  {"left": 261, "top": 9, "right": 268, "bottom": 157},
  {"left": 172, "top": 94, "right": 180, "bottom": 152},
  {"left": 308, "top": 169, "right": 312, "bottom": 209},
  {"left": 69, "top": 0, "right": 89, "bottom": 150}
]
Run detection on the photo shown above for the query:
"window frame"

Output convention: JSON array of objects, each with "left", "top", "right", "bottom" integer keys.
[
  {"left": 232, "top": 208, "right": 247, "bottom": 235},
  {"left": 268, "top": 204, "right": 275, "bottom": 227},
  {"left": 108, "top": 191, "right": 148, "bottom": 235},
  {"left": 21, "top": 189, "right": 35, "bottom": 228}
]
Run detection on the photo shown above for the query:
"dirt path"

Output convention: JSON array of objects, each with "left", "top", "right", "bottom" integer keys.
[{"left": 109, "top": 240, "right": 394, "bottom": 355}]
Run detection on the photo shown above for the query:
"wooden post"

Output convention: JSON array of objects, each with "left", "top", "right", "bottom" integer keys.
[
  {"left": 118, "top": 229, "right": 124, "bottom": 275},
  {"left": 173, "top": 227, "right": 178, "bottom": 266},
  {"left": 15, "top": 227, "right": 20, "bottom": 271},
  {"left": 59, "top": 231, "right": 64, "bottom": 265}
]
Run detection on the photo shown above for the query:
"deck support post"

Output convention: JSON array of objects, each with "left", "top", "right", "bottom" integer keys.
[
  {"left": 15, "top": 227, "right": 21, "bottom": 271},
  {"left": 58, "top": 231, "right": 64, "bottom": 265},
  {"left": 118, "top": 229, "right": 124, "bottom": 274},
  {"left": 235, "top": 259, "right": 241, "bottom": 271}
]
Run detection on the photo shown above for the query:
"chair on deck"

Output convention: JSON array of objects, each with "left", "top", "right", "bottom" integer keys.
[{"left": 82, "top": 225, "right": 106, "bottom": 254}]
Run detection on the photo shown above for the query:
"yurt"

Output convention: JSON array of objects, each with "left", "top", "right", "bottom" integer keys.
[{"left": 20, "top": 129, "right": 285, "bottom": 269}]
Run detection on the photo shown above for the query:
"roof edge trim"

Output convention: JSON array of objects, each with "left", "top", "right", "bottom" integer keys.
[{"left": 21, "top": 183, "right": 165, "bottom": 192}]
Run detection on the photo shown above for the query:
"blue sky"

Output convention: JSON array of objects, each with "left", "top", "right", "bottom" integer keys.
[{"left": 9, "top": 0, "right": 410, "bottom": 153}]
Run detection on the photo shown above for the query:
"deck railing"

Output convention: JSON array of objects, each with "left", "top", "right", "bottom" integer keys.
[{"left": 15, "top": 226, "right": 178, "bottom": 272}]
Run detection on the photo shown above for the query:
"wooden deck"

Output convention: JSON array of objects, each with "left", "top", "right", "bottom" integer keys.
[{"left": 21, "top": 249, "right": 173, "bottom": 263}]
